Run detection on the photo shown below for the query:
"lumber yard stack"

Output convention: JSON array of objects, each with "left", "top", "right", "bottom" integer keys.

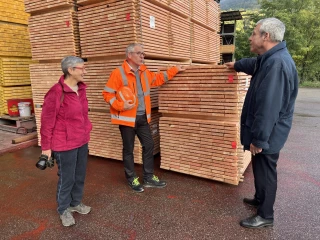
[
  {"left": 76, "top": 0, "right": 220, "bottom": 164},
  {"left": 24, "top": 0, "right": 81, "bottom": 145},
  {"left": 0, "top": 0, "right": 33, "bottom": 116},
  {"left": 24, "top": 0, "right": 252, "bottom": 184},
  {"left": 158, "top": 65, "right": 251, "bottom": 185},
  {"left": 77, "top": 0, "right": 220, "bottom": 63}
]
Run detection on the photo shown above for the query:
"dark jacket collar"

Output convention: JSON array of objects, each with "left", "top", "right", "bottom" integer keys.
[{"left": 257, "top": 41, "right": 287, "bottom": 62}]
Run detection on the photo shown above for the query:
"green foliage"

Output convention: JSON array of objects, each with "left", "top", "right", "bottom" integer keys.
[
  {"left": 299, "top": 81, "right": 320, "bottom": 88},
  {"left": 234, "top": 10, "right": 261, "bottom": 60},
  {"left": 234, "top": 0, "right": 320, "bottom": 83}
]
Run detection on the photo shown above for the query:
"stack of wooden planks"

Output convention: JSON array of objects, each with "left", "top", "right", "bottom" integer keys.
[
  {"left": 76, "top": 0, "right": 223, "bottom": 170},
  {"left": 159, "top": 65, "right": 249, "bottom": 118},
  {"left": 77, "top": 1, "right": 138, "bottom": 59},
  {"left": 25, "top": 0, "right": 80, "bottom": 143},
  {"left": 158, "top": 65, "right": 251, "bottom": 185},
  {"left": 190, "top": 0, "right": 220, "bottom": 31},
  {"left": 151, "top": 0, "right": 190, "bottom": 17},
  {"left": 29, "top": 63, "right": 63, "bottom": 145},
  {"left": 191, "top": 0, "right": 208, "bottom": 26},
  {"left": 159, "top": 117, "right": 251, "bottom": 185},
  {"left": 24, "top": 0, "right": 76, "bottom": 13},
  {"left": 78, "top": 0, "right": 220, "bottom": 63},
  {"left": 29, "top": 63, "right": 62, "bottom": 106},
  {"left": 191, "top": 23, "right": 221, "bottom": 63},
  {"left": 0, "top": 23, "right": 31, "bottom": 58},
  {"left": 0, "top": 0, "right": 32, "bottom": 115},
  {"left": 24, "top": 0, "right": 254, "bottom": 185},
  {"left": 0, "top": 0, "right": 29, "bottom": 25},
  {"left": 77, "top": 0, "right": 107, "bottom": 6},
  {"left": 28, "top": 10, "right": 80, "bottom": 61},
  {"left": 207, "top": 0, "right": 221, "bottom": 32},
  {"left": 0, "top": 58, "right": 34, "bottom": 86}
]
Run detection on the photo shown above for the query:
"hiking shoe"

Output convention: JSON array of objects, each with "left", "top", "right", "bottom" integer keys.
[
  {"left": 144, "top": 175, "right": 167, "bottom": 188},
  {"left": 129, "top": 177, "right": 144, "bottom": 193},
  {"left": 68, "top": 203, "right": 91, "bottom": 214},
  {"left": 60, "top": 210, "right": 75, "bottom": 227}
]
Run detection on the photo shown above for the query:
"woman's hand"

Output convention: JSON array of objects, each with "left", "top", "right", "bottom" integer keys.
[{"left": 42, "top": 149, "right": 51, "bottom": 157}]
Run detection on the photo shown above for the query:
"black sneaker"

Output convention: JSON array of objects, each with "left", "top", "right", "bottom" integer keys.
[
  {"left": 144, "top": 175, "right": 167, "bottom": 188},
  {"left": 128, "top": 177, "right": 144, "bottom": 193}
]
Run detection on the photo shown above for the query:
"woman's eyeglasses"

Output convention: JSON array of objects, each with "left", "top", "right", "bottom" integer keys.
[{"left": 73, "top": 66, "right": 86, "bottom": 71}]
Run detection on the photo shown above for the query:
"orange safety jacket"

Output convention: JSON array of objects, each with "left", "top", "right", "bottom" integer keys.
[{"left": 102, "top": 60, "right": 179, "bottom": 127}]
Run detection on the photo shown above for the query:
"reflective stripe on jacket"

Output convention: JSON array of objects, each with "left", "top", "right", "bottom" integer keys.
[{"left": 102, "top": 60, "right": 178, "bottom": 127}]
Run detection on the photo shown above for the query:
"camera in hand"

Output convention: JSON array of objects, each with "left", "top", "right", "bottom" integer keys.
[{"left": 36, "top": 153, "right": 54, "bottom": 170}]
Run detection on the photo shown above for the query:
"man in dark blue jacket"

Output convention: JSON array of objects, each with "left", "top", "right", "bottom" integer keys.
[{"left": 226, "top": 18, "right": 298, "bottom": 228}]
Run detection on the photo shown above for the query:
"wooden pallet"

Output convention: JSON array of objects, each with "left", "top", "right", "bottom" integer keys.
[{"left": 0, "top": 114, "right": 36, "bottom": 134}]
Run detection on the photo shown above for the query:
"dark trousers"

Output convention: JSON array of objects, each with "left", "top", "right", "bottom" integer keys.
[
  {"left": 54, "top": 143, "right": 88, "bottom": 215},
  {"left": 252, "top": 152, "right": 279, "bottom": 219},
  {"left": 119, "top": 114, "right": 154, "bottom": 183}
]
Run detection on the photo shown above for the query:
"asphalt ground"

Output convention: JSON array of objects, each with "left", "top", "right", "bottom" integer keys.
[{"left": 0, "top": 88, "right": 319, "bottom": 240}]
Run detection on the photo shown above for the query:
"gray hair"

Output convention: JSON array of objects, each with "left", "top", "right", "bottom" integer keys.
[
  {"left": 257, "top": 18, "right": 285, "bottom": 42},
  {"left": 125, "top": 43, "right": 144, "bottom": 58},
  {"left": 61, "top": 56, "right": 84, "bottom": 77}
]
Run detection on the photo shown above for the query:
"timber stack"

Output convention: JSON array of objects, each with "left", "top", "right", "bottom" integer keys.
[
  {"left": 159, "top": 65, "right": 251, "bottom": 185},
  {"left": 25, "top": 0, "right": 80, "bottom": 146},
  {"left": 24, "top": 0, "right": 252, "bottom": 184},
  {"left": 76, "top": 0, "right": 220, "bottom": 164},
  {"left": 0, "top": 0, "right": 33, "bottom": 117}
]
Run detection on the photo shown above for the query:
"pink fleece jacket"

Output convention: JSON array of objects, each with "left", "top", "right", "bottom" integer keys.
[{"left": 40, "top": 75, "right": 92, "bottom": 151}]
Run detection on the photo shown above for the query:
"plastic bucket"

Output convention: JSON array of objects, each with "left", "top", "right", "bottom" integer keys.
[{"left": 18, "top": 102, "right": 31, "bottom": 117}]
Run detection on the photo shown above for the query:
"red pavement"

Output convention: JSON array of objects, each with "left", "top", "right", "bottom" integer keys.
[
  {"left": 0, "top": 88, "right": 319, "bottom": 240},
  {"left": 0, "top": 130, "right": 37, "bottom": 155}
]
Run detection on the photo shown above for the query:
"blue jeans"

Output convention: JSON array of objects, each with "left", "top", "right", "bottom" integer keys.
[{"left": 54, "top": 143, "right": 88, "bottom": 215}]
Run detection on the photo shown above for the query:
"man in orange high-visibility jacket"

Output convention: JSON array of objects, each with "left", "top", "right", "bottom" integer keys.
[{"left": 102, "top": 43, "right": 186, "bottom": 193}]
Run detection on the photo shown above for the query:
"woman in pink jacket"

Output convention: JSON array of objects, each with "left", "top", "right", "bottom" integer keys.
[{"left": 40, "top": 56, "right": 92, "bottom": 227}]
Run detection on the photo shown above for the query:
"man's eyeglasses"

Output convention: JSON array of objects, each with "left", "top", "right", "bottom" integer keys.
[
  {"left": 131, "top": 51, "right": 146, "bottom": 57},
  {"left": 73, "top": 66, "right": 86, "bottom": 71}
]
